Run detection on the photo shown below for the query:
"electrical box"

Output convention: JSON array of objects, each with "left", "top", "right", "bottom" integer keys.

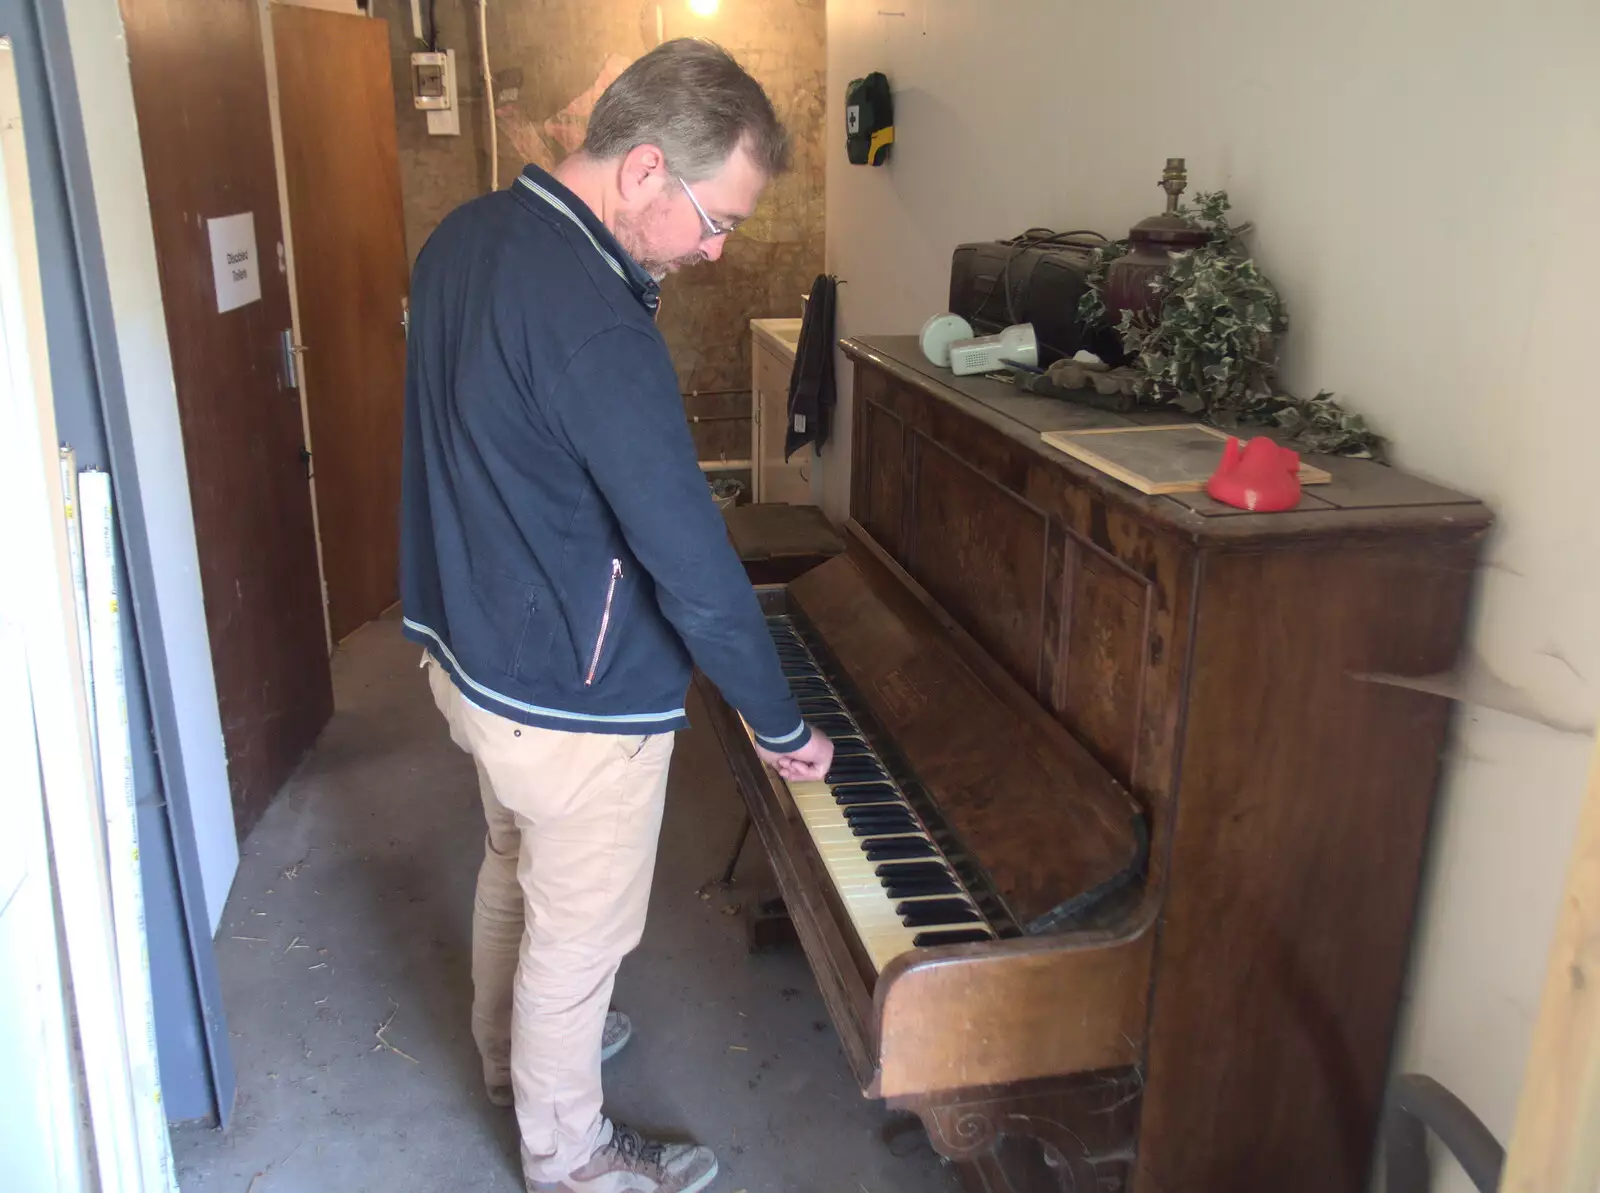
[{"left": 411, "top": 50, "right": 459, "bottom": 136}]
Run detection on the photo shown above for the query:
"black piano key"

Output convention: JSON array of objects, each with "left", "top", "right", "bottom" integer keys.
[
  {"left": 912, "top": 928, "right": 992, "bottom": 947},
  {"left": 827, "top": 753, "right": 884, "bottom": 771},
  {"left": 857, "top": 830, "right": 923, "bottom": 844},
  {"left": 834, "top": 791, "right": 904, "bottom": 807},
  {"left": 843, "top": 800, "right": 911, "bottom": 814},
  {"left": 896, "top": 898, "right": 980, "bottom": 921},
  {"left": 839, "top": 790, "right": 902, "bottom": 803},
  {"left": 851, "top": 820, "right": 918, "bottom": 837},
  {"left": 834, "top": 781, "right": 897, "bottom": 798},
  {"left": 901, "top": 907, "right": 983, "bottom": 929},
  {"left": 865, "top": 840, "right": 937, "bottom": 861},
  {"left": 874, "top": 860, "right": 950, "bottom": 880},
  {"left": 809, "top": 715, "right": 857, "bottom": 736},
  {"left": 838, "top": 793, "right": 903, "bottom": 807},
  {"left": 884, "top": 878, "right": 962, "bottom": 899},
  {"left": 841, "top": 796, "right": 906, "bottom": 812},
  {"left": 842, "top": 802, "right": 913, "bottom": 818},
  {"left": 830, "top": 738, "right": 873, "bottom": 757},
  {"left": 827, "top": 762, "right": 886, "bottom": 784},
  {"left": 798, "top": 697, "right": 843, "bottom": 713},
  {"left": 832, "top": 799, "right": 908, "bottom": 818},
  {"left": 842, "top": 805, "right": 913, "bottom": 821}
]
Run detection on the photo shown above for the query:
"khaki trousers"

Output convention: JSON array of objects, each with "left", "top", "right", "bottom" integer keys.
[{"left": 426, "top": 658, "right": 674, "bottom": 1184}]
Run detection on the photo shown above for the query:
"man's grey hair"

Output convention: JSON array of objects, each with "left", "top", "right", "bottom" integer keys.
[{"left": 582, "top": 39, "right": 790, "bottom": 182}]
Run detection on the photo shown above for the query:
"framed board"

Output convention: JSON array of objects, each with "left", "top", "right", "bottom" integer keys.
[{"left": 1040, "top": 423, "right": 1331, "bottom": 495}]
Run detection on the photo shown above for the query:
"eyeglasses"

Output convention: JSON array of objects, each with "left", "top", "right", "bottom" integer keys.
[{"left": 678, "top": 176, "right": 741, "bottom": 239}]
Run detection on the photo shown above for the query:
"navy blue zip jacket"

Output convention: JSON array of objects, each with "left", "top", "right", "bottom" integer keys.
[{"left": 399, "top": 165, "right": 807, "bottom": 753}]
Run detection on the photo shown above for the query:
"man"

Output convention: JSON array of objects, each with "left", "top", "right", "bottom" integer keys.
[{"left": 400, "top": 38, "right": 833, "bottom": 1193}]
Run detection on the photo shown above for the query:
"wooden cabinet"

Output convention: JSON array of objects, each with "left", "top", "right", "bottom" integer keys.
[{"left": 750, "top": 318, "right": 811, "bottom": 504}]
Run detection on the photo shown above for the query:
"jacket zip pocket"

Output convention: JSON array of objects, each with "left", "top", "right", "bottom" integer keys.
[{"left": 585, "top": 559, "right": 623, "bottom": 686}]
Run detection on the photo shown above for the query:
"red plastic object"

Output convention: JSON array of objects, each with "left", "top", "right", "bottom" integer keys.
[{"left": 1205, "top": 435, "right": 1303, "bottom": 512}]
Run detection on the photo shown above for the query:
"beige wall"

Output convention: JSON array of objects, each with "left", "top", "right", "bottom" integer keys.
[
  {"left": 373, "top": 0, "right": 825, "bottom": 460},
  {"left": 826, "top": 2, "right": 1599, "bottom": 1187}
]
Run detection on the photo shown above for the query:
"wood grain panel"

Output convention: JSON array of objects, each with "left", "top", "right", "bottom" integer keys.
[
  {"left": 855, "top": 355, "right": 1193, "bottom": 876},
  {"left": 875, "top": 929, "right": 1152, "bottom": 1097},
  {"left": 909, "top": 436, "right": 1049, "bottom": 693},
  {"left": 857, "top": 397, "right": 905, "bottom": 556},
  {"left": 1054, "top": 543, "right": 1151, "bottom": 785},
  {"left": 274, "top": 5, "right": 409, "bottom": 641},
  {"left": 1135, "top": 538, "right": 1485, "bottom": 1193},
  {"left": 122, "top": 0, "right": 332, "bottom": 833}
]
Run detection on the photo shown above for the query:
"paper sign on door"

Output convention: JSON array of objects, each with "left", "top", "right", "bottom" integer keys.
[{"left": 207, "top": 212, "right": 262, "bottom": 313}]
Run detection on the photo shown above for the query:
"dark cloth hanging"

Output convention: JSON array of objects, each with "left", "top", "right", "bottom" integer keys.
[{"left": 785, "top": 274, "right": 838, "bottom": 460}]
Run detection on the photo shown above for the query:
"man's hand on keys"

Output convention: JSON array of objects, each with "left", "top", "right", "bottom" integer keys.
[{"left": 756, "top": 725, "right": 833, "bottom": 783}]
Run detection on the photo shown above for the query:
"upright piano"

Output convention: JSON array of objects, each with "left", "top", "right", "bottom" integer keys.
[{"left": 697, "top": 335, "right": 1491, "bottom": 1193}]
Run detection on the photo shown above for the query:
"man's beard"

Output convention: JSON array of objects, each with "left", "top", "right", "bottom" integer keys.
[{"left": 615, "top": 207, "right": 707, "bottom": 281}]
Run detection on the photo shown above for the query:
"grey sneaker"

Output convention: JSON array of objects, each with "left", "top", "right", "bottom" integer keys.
[
  {"left": 600, "top": 1009, "right": 634, "bottom": 1062},
  {"left": 529, "top": 1123, "right": 718, "bottom": 1193},
  {"left": 488, "top": 1011, "right": 634, "bottom": 1107}
]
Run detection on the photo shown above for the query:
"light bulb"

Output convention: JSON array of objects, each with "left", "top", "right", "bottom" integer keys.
[{"left": 687, "top": 0, "right": 718, "bottom": 15}]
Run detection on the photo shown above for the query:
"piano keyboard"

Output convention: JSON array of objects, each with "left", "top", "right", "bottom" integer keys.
[{"left": 763, "top": 618, "right": 996, "bottom": 972}]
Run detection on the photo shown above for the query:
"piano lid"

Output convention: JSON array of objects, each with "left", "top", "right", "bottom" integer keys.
[{"left": 788, "top": 547, "right": 1145, "bottom": 933}]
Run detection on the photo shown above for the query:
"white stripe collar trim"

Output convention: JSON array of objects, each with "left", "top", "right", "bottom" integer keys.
[{"left": 516, "top": 175, "right": 629, "bottom": 284}]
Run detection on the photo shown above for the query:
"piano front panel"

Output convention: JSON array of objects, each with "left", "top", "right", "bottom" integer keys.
[
  {"left": 853, "top": 371, "right": 906, "bottom": 556},
  {"left": 906, "top": 434, "right": 1050, "bottom": 694},
  {"left": 1054, "top": 543, "right": 1153, "bottom": 785},
  {"left": 854, "top": 367, "right": 1193, "bottom": 853}
]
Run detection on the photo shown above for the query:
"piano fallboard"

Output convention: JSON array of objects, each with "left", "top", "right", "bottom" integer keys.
[{"left": 787, "top": 548, "right": 1145, "bottom": 931}]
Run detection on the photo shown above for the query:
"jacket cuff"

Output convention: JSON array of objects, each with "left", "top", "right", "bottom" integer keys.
[{"left": 753, "top": 720, "right": 808, "bottom": 755}]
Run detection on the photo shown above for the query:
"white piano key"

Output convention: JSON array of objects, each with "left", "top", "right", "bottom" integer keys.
[{"left": 744, "top": 640, "right": 994, "bottom": 972}]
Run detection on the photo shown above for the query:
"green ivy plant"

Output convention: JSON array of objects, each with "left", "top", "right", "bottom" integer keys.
[{"left": 1079, "top": 191, "right": 1383, "bottom": 458}]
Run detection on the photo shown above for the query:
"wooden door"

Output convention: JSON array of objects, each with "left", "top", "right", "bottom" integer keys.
[
  {"left": 273, "top": 5, "right": 410, "bottom": 642},
  {"left": 121, "top": 0, "right": 333, "bottom": 835}
]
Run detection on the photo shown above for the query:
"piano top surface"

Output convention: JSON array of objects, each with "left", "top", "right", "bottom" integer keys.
[
  {"left": 843, "top": 335, "right": 1492, "bottom": 538},
  {"left": 788, "top": 547, "right": 1143, "bottom": 934}
]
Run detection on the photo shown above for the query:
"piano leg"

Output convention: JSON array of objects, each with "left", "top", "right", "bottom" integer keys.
[
  {"left": 894, "top": 1071, "right": 1140, "bottom": 1193},
  {"left": 718, "top": 812, "right": 753, "bottom": 886}
]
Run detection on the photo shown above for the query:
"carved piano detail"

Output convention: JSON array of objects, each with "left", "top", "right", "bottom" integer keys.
[{"left": 697, "top": 335, "right": 1492, "bottom": 1193}]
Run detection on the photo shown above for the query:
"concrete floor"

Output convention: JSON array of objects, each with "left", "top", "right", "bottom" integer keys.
[{"left": 173, "top": 612, "right": 957, "bottom": 1193}]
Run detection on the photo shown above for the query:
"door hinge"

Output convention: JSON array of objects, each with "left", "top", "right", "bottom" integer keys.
[
  {"left": 280, "top": 328, "right": 307, "bottom": 390},
  {"left": 299, "top": 447, "right": 313, "bottom": 479}
]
